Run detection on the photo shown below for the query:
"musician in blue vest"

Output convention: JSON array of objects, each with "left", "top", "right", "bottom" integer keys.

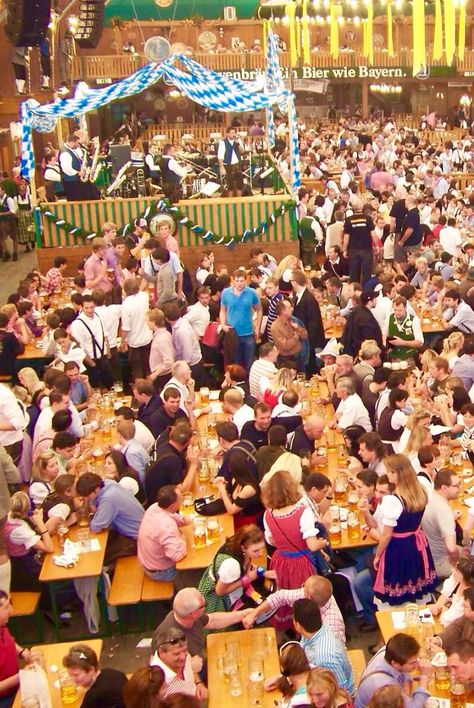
[
  {"left": 160, "top": 144, "right": 187, "bottom": 204},
  {"left": 217, "top": 127, "right": 244, "bottom": 197},
  {"left": 58, "top": 134, "right": 89, "bottom": 202}
]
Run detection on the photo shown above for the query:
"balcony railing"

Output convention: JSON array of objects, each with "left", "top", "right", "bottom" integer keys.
[{"left": 72, "top": 48, "right": 474, "bottom": 82}]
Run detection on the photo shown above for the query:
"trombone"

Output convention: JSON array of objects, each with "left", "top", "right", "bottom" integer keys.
[{"left": 174, "top": 151, "right": 218, "bottom": 181}]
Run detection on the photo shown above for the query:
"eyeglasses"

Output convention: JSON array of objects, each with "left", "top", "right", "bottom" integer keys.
[{"left": 156, "top": 635, "right": 186, "bottom": 651}]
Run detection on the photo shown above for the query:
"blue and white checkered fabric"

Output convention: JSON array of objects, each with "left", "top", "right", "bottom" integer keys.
[{"left": 21, "top": 45, "right": 301, "bottom": 193}]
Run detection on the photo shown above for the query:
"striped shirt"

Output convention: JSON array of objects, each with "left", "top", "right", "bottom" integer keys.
[
  {"left": 149, "top": 652, "right": 196, "bottom": 698},
  {"left": 460, "top": 424, "right": 474, "bottom": 453},
  {"left": 266, "top": 588, "right": 346, "bottom": 643},
  {"left": 300, "top": 625, "right": 354, "bottom": 694},
  {"left": 266, "top": 292, "right": 284, "bottom": 342},
  {"left": 248, "top": 358, "right": 278, "bottom": 398}
]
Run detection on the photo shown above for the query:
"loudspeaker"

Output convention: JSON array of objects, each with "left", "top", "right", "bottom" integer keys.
[
  {"left": 5, "top": 0, "right": 51, "bottom": 46},
  {"left": 74, "top": 0, "right": 105, "bottom": 49}
]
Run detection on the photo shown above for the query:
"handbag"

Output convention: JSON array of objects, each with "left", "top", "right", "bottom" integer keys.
[{"left": 194, "top": 496, "right": 226, "bottom": 516}]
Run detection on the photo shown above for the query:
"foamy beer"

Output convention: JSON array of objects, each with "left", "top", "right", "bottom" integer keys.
[
  {"left": 207, "top": 518, "right": 220, "bottom": 543},
  {"left": 347, "top": 511, "right": 360, "bottom": 539},
  {"left": 334, "top": 475, "right": 347, "bottom": 504},
  {"left": 193, "top": 518, "right": 207, "bottom": 549},
  {"left": 337, "top": 444, "right": 348, "bottom": 466},
  {"left": 328, "top": 519, "right": 341, "bottom": 546},
  {"left": 198, "top": 460, "right": 210, "bottom": 483},
  {"left": 200, "top": 387, "right": 210, "bottom": 406},
  {"left": 92, "top": 447, "right": 104, "bottom": 466},
  {"left": 450, "top": 682, "right": 466, "bottom": 708},
  {"left": 432, "top": 651, "right": 451, "bottom": 692},
  {"left": 181, "top": 492, "right": 194, "bottom": 515},
  {"left": 348, "top": 491, "right": 359, "bottom": 512}
]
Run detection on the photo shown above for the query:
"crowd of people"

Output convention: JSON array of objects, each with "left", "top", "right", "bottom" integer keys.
[{"left": 1, "top": 113, "right": 474, "bottom": 706}]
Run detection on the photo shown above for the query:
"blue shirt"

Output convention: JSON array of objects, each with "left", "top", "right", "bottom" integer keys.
[
  {"left": 90, "top": 479, "right": 144, "bottom": 539},
  {"left": 354, "top": 649, "right": 429, "bottom": 708},
  {"left": 300, "top": 625, "right": 354, "bottom": 695},
  {"left": 121, "top": 439, "right": 150, "bottom": 485},
  {"left": 221, "top": 286, "right": 260, "bottom": 337}
]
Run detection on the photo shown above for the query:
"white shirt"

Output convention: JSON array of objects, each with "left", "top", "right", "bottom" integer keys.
[
  {"left": 184, "top": 301, "right": 210, "bottom": 338},
  {"left": 121, "top": 291, "right": 153, "bottom": 348},
  {"left": 263, "top": 505, "right": 317, "bottom": 546},
  {"left": 171, "top": 318, "right": 202, "bottom": 367},
  {"left": 59, "top": 145, "right": 84, "bottom": 177},
  {"left": 0, "top": 385, "right": 26, "bottom": 446},
  {"left": 217, "top": 138, "right": 241, "bottom": 165},
  {"left": 233, "top": 404, "right": 255, "bottom": 435},
  {"left": 95, "top": 304, "right": 122, "bottom": 349},
  {"left": 70, "top": 312, "right": 106, "bottom": 359},
  {"left": 56, "top": 343, "right": 87, "bottom": 373},
  {"left": 336, "top": 393, "right": 372, "bottom": 432},
  {"left": 33, "top": 401, "right": 84, "bottom": 448},
  {"left": 439, "top": 225, "right": 462, "bottom": 256},
  {"left": 134, "top": 419, "right": 155, "bottom": 452}
]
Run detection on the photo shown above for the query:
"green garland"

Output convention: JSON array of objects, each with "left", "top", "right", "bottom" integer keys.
[{"left": 36, "top": 198, "right": 297, "bottom": 247}]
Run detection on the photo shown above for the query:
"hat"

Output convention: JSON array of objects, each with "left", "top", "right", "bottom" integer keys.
[
  {"left": 134, "top": 218, "right": 147, "bottom": 228},
  {"left": 319, "top": 337, "right": 341, "bottom": 359},
  {"left": 150, "top": 213, "right": 177, "bottom": 237},
  {"left": 119, "top": 477, "right": 139, "bottom": 496},
  {"left": 361, "top": 289, "right": 378, "bottom": 305}
]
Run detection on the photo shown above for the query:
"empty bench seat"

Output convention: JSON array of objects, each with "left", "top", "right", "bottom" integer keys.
[
  {"left": 109, "top": 556, "right": 144, "bottom": 607},
  {"left": 141, "top": 575, "right": 174, "bottom": 603},
  {"left": 10, "top": 592, "right": 41, "bottom": 617}
]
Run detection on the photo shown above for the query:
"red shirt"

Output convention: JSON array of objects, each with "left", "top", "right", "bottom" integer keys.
[{"left": 0, "top": 626, "right": 19, "bottom": 697}]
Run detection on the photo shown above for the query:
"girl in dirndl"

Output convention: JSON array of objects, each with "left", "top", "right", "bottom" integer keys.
[
  {"left": 15, "top": 180, "right": 35, "bottom": 253},
  {"left": 373, "top": 454, "right": 437, "bottom": 605}
]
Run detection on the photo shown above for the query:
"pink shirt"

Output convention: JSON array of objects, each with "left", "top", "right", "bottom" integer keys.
[
  {"left": 84, "top": 253, "right": 112, "bottom": 292},
  {"left": 137, "top": 503, "right": 187, "bottom": 571},
  {"left": 149, "top": 328, "right": 174, "bottom": 376},
  {"left": 163, "top": 234, "right": 180, "bottom": 257}
]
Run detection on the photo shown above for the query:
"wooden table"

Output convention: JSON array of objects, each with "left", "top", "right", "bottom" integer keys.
[
  {"left": 323, "top": 315, "right": 446, "bottom": 340},
  {"left": 39, "top": 526, "right": 109, "bottom": 640},
  {"left": 176, "top": 513, "right": 235, "bottom": 570},
  {"left": 207, "top": 627, "right": 281, "bottom": 707},
  {"left": 13, "top": 639, "right": 103, "bottom": 708},
  {"left": 376, "top": 607, "right": 442, "bottom": 644},
  {"left": 18, "top": 342, "right": 53, "bottom": 361}
]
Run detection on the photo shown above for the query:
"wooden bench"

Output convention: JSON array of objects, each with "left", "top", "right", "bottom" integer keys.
[
  {"left": 141, "top": 576, "right": 174, "bottom": 603},
  {"left": 108, "top": 556, "right": 144, "bottom": 607},
  {"left": 9, "top": 592, "right": 43, "bottom": 643},
  {"left": 348, "top": 649, "right": 367, "bottom": 689}
]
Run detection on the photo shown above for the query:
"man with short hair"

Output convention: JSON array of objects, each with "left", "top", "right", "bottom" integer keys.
[
  {"left": 257, "top": 424, "right": 302, "bottom": 487},
  {"left": 293, "top": 599, "right": 354, "bottom": 693},
  {"left": 152, "top": 247, "right": 178, "bottom": 308},
  {"left": 145, "top": 423, "right": 199, "bottom": 502},
  {"left": 183, "top": 286, "right": 210, "bottom": 338},
  {"left": 291, "top": 269, "right": 325, "bottom": 376},
  {"left": 447, "top": 639, "right": 474, "bottom": 687},
  {"left": 288, "top": 414, "right": 327, "bottom": 467},
  {"left": 438, "top": 587, "right": 474, "bottom": 653},
  {"left": 355, "top": 633, "right": 431, "bottom": 707},
  {"left": 240, "top": 402, "right": 272, "bottom": 450},
  {"left": 452, "top": 336, "right": 474, "bottom": 390},
  {"left": 149, "top": 387, "right": 188, "bottom": 439},
  {"left": 121, "top": 278, "right": 153, "bottom": 381},
  {"left": 397, "top": 196, "right": 422, "bottom": 261},
  {"left": 353, "top": 340, "right": 382, "bottom": 387},
  {"left": 220, "top": 269, "right": 262, "bottom": 371},
  {"left": 34, "top": 389, "right": 83, "bottom": 448},
  {"left": 248, "top": 342, "right": 279, "bottom": 399},
  {"left": 161, "top": 361, "right": 196, "bottom": 425},
  {"left": 421, "top": 468, "right": 460, "bottom": 579},
  {"left": 116, "top": 420, "right": 149, "bottom": 485},
  {"left": 114, "top": 406, "right": 154, "bottom": 452},
  {"left": 332, "top": 377, "right": 372, "bottom": 432},
  {"left": 221, "top": 388, "right": 254, "bottom": 435},
  {"left": 164, "top": 302, "right": 203, "bottom": 387},
  {"left": 154, "top": 587, "right": 253, "bottom": 660},
  {"left": 272, "top": 390, "right": 303, "bottom": 433},
  {"left": 70, "top": 295, "right": 113, "bottom": 389},
  {"left": 270, "top": 299, "right": 308, "bottom": 368},
  {"left": 137, "top": 485, "right": 188, "bottom": 581},
  {"left": 442, "top": 288, "right": 474, "bottom": 335},
  {"left": 76, "top": 472, "right": 144, "bottom": 565},
  {"left": 84, "top": 238, "right": 113, "bottom": 293},
  {"left": 215, "top": 421, "right": 257, "bottom": 483},
  {"left": 359, "top": 432, "right": 386, "bottom": 476},
  {"left": 428, "top": 356, "right": 451, "bottom": 397},
  {"left": 149, "top": 627, "right": 207, "bottom": 700},
  {"left": 133, "top": 379, "right": 162, "bottom": 431},
  {"left": 341, "top": 290, "right": 383, "bottom": 357},
  {"left": 342, "top": 198, "right": 377, "bottom": 286},
  {"left": 63, "top": 361, "right": 91, "bottom": 412}
]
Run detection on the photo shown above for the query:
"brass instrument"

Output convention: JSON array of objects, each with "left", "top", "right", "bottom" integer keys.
[
  {"left": 88, "top": 138, "right": 101, "bottom": 183},
  {"left": 79, "top": 143, "right": 90, "bottom": 182},
  {"left": 136, "top": 165, "right": 146, "bottom": 197},
  {"left": 106, "top": 160, "right": 132, "bottom": 196},
  {"left": 174, "top": 151, "right": 217, "bottom": 180}
]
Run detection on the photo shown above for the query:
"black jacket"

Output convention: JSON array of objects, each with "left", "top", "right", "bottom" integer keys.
[
  {"left": 341, "top": 305, "right": 383, "bottom": 357},
  {"left": 293, "top": 289, "right": 325, "bottom": 350}
]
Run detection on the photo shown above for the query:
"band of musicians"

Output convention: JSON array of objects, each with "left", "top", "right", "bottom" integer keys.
[{"left": 42, "top": 121, "right": 275, "bottom": 204}]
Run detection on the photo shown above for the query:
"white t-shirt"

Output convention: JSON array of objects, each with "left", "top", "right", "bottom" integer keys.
[{"left": 121, "top": 292, "right": 153, "bottom": 348}]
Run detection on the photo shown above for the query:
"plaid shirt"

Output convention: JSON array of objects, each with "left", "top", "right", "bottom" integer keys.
[
  {"left": 266, "top": 588, "right": 346, "bottom": 643},
  {"left": 44, "top": 267, "right": 63, "bottom": 295}
]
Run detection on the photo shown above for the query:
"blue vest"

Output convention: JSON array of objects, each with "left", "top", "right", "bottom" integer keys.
[
  {"left": 160, "top": 155, "right": 180, "bottom": 184},
  {"left": 59, "top": 146, "right": 82, "bottom": 182},
  {"left": 223, "top": 138, "right": 241, "bottom": 165}
]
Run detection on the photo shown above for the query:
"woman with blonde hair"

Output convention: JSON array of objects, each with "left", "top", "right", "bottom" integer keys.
[
  {"left": 398, "top": 407, "right": 432, "bottom": 450},
  {"left": 307, "top": 667, "right": 352, "bottom": 708},
  {"left": 29, "top": 451, "right": 60, "bottom": 506},
  {"left": 0, "top": 303, "right": 30, "bottom": 345},
  {"left": 18, "top": 366, "right": 46, "bottom": 406},
  {"left": 442, "top": 331, "right": 464, "bottom": 369},
  {"left": 264, "top": 643, "right": 310, "bottom": 706},
  {"left": 262, "top": 471, "right": 326, "bottom": 630},
  {"left": 402, "top": 426, "right": 432, "bottom": 472},
  {"left": 373, "top": 454, "right": 437, "bottom": 605},
  {"left": 419, "top": 348, "right": 438, "bottom": 375},
  {"left": 274, "top": 255, "right": 301, "bottom": 295},
  {"left": 262, "top": 367, "right": 296, "bottom": 409}
]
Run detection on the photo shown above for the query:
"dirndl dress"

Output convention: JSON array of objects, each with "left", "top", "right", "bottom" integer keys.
[
  {"left": 16, "top": 194, "right": 34, "bottom": 244},
  {"left": 374, "top": 494, "right": 437, "bottom": 605},
  {"left": 264, "top": 504, "right": 316, "bottom": 630}
]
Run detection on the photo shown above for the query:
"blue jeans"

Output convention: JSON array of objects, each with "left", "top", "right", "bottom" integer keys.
[
  {"left": 236, "top": 334, "right": 256, "bottom": 371},
  {"left": 145, "top": 567, "right": 177, "bottom": 581},
  {"left": 348, "top": 248, "right": 373, "bottom": 287},
  {"left": 354, "top": 568, "right": 376, "bottom": 624}
]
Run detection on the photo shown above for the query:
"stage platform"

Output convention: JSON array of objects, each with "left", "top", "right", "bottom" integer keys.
[{"left": 36, "top": 194, "right": 299, "bottom": 274}]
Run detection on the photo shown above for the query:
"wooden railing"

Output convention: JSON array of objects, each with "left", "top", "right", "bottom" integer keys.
[{"left": 72, "top": 48, "right": 474, "bottom": 81}]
